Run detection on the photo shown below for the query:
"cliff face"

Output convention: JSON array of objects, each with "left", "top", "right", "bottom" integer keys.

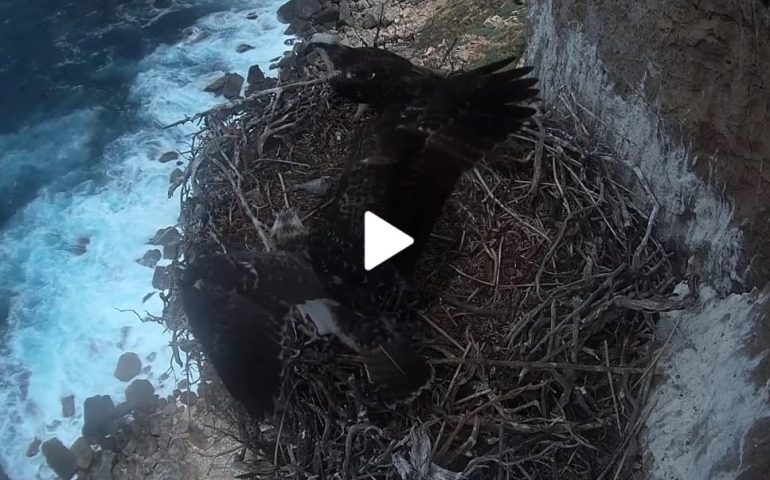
[
  {"left": 527, "top": 0, "right": 770, "bottom": 291},
  {"left": 526, "top": 1, "right": 770, "bottom": 479}
]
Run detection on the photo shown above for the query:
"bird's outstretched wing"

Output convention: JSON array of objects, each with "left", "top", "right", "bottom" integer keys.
[
  {"left": 180, "top": 250, "right": 327, "bottom": 418},
  {"left": 315, "top": 64, "right": 538, "bottom": 276},
  {"left": 307, "top": 34, "right": 438, "bottom": 106}
]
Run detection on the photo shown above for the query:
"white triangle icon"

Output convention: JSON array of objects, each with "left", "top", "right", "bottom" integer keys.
[{"left": 364, "top": 211, "right": 414, "bottom": 271}]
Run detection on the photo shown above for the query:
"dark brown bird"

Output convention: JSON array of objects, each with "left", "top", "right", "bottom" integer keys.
[{"left": 181, "top": 44, "right": 539, "bottom": 417}]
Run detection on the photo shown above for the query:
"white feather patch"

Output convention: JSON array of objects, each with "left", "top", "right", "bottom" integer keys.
[
  {"left": 297, "top": 299, "right": 339, "bottom": 336},
  {"left": 309, "top": 32, "right": 340, "bottom": 45}
]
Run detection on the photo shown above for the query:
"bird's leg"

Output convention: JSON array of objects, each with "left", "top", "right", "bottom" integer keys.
[{"left": 353, "top": 103, "right": 369, "bottom": 120}]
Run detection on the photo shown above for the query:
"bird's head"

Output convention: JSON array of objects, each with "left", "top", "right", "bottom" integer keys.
[
  {"left": 305, "top": 32, "right": 344, "bottom": 72},
  {"left": 270, "top": 208, "right": 308, "bottom": 252}
]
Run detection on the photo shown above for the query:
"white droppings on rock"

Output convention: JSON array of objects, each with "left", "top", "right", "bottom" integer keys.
[
  {"left": 645, "top": 285, "right": 770, "bottom": 479},
  {"left": 526, "top": 0, "right": 742, "bottom": 294}
]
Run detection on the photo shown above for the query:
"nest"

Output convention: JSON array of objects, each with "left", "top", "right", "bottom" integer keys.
[{"left": 165, "top": 76, "right": 689, "bottom": 479}]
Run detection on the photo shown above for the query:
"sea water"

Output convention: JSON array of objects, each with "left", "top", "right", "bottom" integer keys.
[{"left": 0, "top": 1, "right": 289, "bottom": 477}]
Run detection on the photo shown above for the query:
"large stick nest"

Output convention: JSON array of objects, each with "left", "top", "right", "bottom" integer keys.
[{"left": 164, "top": 75, "right": 690, "bottom": 479}]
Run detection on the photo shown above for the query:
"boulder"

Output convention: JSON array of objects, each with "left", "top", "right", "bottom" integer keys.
[
  {"left": 82, "top": 395, "right": 116, "bottom": 440},
  {"left": 26, "top": 437, "right": 41, "bottom": 457},
  {"left": 277, "top": 0, "right": 322, "bottom": 24},
  {"left": 179, "top": 390, "right": 198, "bottom": 406},
  {"left": 169, "top": 167, "right": 185, "bottom": 185},
  {"left": 358, "top": 6, "right": 390, "bottom": 29},
  {"left": 162, "top": 242, "right": 178, "bottom": 260},
  {"left": 70, "top": 437, "right": 94, "bottom": 470},
  {"left": 61, "top": 395, "right": 75, "bottom": 418},
  {"left": 278, "top": 52, "right": 297, "bottom": 69},
  {"left": 339, "top": 0, "right": 352, "bottom": 25},
  {"left": 157, "top": 151, "right": 178, "bottom": 163},
  {"left": 148, "top": 226, "right": 181, "bottom": 247},
  {"left": 152, "top": 265, "right": 171, "bottom": 291},
  {"left": 246, "top": 11, "right": 259, "bottom": 20},
  {"left": 245, "top": 77, "right": 277, "bottom": 96},
  {"left": 41, "top": 438, "right": 77, "bottom": 480},
  {"left": 125, "top": 379, "right": 156, "bottom": 411},
  {"left": 114, "top": 352, "right": 142, "bottom": 382},
  {"left": 204, "top": 73, "right": 244, "bottom": 99},
  {"left": 236, "top": 43, "right": 255, "bottom": 53},
  {"left": 149, "top": 461, "right": 190, "bottom": 480},
  {"left": 90, "top": 449, "right": 116, "bottom": 480},
  {"left": 136, "top": 249, "right": 162, "bottom": 268},
  {"left": 221, "top": 73, "right": 244, "bottom": 99},
  {"left": 162, "top": 401, "right": 178, "bottom": 417},
  {"left": 312, "top": 5, "right": 339, "bottom": 25},
  {"left": 203, "top": 75, "right": 228, "bottom": 94},
  {"left": 247, "top": 64, "right": 266, "bottom": 84},
  {"left": 149, "top": 414, "right": 163, "bottom": 436}
]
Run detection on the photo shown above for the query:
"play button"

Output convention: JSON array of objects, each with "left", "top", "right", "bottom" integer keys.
[{"left": 364, "top": 211, "right": 413, "bottom": 271}]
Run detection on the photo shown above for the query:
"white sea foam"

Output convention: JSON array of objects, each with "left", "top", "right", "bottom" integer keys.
[{"left": 0, "top": 2, "right": 289, "bottom": 477}]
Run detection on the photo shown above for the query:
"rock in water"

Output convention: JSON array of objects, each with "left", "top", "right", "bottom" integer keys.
[
  {"left": 222, "top": 73, "right": 244, "bottom": 99},
  {"left": 203, "top": 75, "right": 227, "bottom": 94},
  {"left": 114, "top": 352, "right": 142, "bottom": 382},
  {"left": 152, "top": 265, "right": 171, "bottom": 290},
  {"left": 41, "top": 438, "right": 77, "bottom": 480},
  {"left": 126, "top": 379, "right": 156, "bottom": 411},
  {"left": 163, "top": 242, "right": 178, "bottom": 260},
  {"left": 276, "top": 0, "right": 322, "bottom": 24},
  {"left": 247, "top": 64, "right": 266, "bottom": 84},
  {"left": 236, "top": 43, "right": 255, "bottom": 53},
  {"left": 136, "top": 249, "right": 162, "bottom": 268},
  {"left": 157, "top": 151, "right": 178, "bottom": 163},
  {"left": 204, "top": 73, "right": 244, "bottom": 99},
  {"left": 26, "top": 437, "right": 41, "bottom": 457},
  {"left": 70, "top": 437, "right": 94, "bottom": 470},
  {"left": 148, "top": 226, "right": 181, "bottom": 247},
  {"left": 61, "top": 395, "right": 75, "bottom": 418},
  {"left": 82, "top": 395, "right": 116, "bottom": 440}
]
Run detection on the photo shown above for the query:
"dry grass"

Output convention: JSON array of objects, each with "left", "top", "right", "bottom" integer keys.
[{"left": 160, "top": 60, "right": 689, "bottom": 479}]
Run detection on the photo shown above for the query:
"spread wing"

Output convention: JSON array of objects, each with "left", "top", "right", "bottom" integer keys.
[
  {"left": 318, "top": 43, "right": 438, "bottom": 106},
  {"left": 315, "top": 64, "right": 538, "bottom": 276},
  {"left": 180, "top": 250, "right": 327, "bottom": 418}
]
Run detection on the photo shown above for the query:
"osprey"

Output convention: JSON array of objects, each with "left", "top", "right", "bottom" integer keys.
[
  {"left": 181, "top": 47, "right": 539, "bottom": 418},
  {"left": 181, "top": 211, "right": 432, "bottom": 418}
]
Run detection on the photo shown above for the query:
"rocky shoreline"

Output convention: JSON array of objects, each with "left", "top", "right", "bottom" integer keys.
[{"left": 28, "top": 1, "right": 396, "bottom": 478}]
